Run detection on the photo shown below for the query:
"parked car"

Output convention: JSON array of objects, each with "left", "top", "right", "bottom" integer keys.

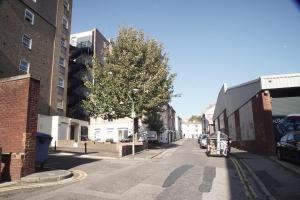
[
  {"left": 276, "top": 132, "right": 300, "bottom": 163},
  {"left": 276, "top": 114, "right": 300, "bottom": 141},
  {"left": 120, "top": 135, "right": 132, "bottom": 142},
  {"left": 199, "top": 134, "right": 208, "bottom": 148}
]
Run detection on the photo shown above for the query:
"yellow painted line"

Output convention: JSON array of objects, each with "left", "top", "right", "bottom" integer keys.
[
  {"left": 233, "top": 159, "right": 257, "bottom": 199},
  {"left": 0, "top": 170, "right": 87, "bottom": 193},
  {"left": 230, "top": 157, "right": 256, "bottom": 200}
]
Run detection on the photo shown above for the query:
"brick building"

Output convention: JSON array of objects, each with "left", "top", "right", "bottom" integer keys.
[
  {"left": 213, "top": 73, "right": 300, "bottom": 155},
  {"left": 0, "top": 75, "right": 39, "bottom": 181},
  {"left": 0, "top": 0, "right": 73, "bottom": 116},
  {"left": 68, "top": 28, "right": 108, "bottom": 120},
  {"left": 159, "top": 104, "right": 176, "bottom": 143}
]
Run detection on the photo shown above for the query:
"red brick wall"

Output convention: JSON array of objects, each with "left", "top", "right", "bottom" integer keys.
[{"left": 0, "top": 75, "right": 39, "bottom": 180}]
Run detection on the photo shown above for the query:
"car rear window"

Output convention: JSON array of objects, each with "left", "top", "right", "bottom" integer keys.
[{"left": 294, "top": 134, "right": 300, "bottom": 142}]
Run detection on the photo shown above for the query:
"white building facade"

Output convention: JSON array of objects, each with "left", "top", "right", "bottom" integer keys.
[
  {"left": 37, "top": 114, "right": 89, "bottom": 147},
  {"left": 182, "top": 120, "right": 202, "bottom": 139}
]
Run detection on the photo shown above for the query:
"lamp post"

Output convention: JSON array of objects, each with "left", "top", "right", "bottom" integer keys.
[{"left": 128, "top": 88, "right": 139, "bottom": 156}]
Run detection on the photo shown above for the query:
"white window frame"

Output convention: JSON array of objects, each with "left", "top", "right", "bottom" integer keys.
[
  {"left": 22, "top": 34, "right": 32, "bottom": 49},
  {"left": 56, "top": 99, "right": 64, "bottom": 109},
  {"left": 64, "top": 0, "right": 69, "bottom": 11},
  {"left": 57, "top": 77, "right": 64, "bottom": 88},
  {"left": 24, "top": 9, "right": 34, "bottom": 25},
  {"left": 62, "top": 16, "right": 68, "bottom": 30},
  {"left": 59, "top": 57, "right": 65, "bottom": 67},
  {"left": 19, "top": 59, "right": 30, "bottom": 73}
]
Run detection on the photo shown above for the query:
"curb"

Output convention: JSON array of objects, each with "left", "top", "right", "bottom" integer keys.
[
  {"left": 231, "top": 155, "right": 276, "bottom": 200},
  {"left": 0, "top": 170, "right": 86, "bottom": 193},
  {"left": 269, "top": 156, "right": 300, "bottom": 176},
  {"left": 0, "top": 182, "right": 17, "bottom": 188},
  {"left": 20, "top": 171, "right": 73, "bottom": 183}
]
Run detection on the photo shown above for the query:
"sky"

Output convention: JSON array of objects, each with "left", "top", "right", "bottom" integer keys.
[{"left": 71, "top": 0, "right": 300, "bottom": 119}]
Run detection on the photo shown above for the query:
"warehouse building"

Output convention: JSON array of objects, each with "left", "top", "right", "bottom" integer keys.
[{"left": 213, "top": 73, "right": 300, "bottom": 155}]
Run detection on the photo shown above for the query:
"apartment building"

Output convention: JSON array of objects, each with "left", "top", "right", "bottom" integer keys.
[
  {"left": 68, "top": 28, "right": 108, "bottom": 120},
  {"left": 0, "top": 0, "right": 73, "bottom": 116}
]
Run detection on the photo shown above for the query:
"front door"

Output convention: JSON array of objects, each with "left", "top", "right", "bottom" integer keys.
[{"left": 70, "top": 125, "right": 75, "bottom": 140}]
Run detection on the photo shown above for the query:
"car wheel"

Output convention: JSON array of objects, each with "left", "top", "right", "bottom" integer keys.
[{"left": 277, "top": 148, "right": 283, "bottom": 161}]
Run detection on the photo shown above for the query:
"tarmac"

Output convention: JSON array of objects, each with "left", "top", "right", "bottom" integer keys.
[
  {"left": 1, "top": 142, "right": 300, "bottom": 199},
  {"left": 230, "top": 147, "right": 300, "bottom": 200},
  {"left": 0, "top": 142, "right": 172, "bottom": 191}
]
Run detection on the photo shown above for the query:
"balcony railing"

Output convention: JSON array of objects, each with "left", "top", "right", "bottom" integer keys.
[{"left": 76, "top": 41, "right": 92, "bottom": 48}]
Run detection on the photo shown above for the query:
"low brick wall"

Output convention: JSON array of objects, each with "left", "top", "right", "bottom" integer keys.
[
  {"left": 55, "top": 140, "right": 148, "bottom": 156},
  {"left": 57, "top": 140, "right": 75, "bottom": 148},
  {"left": 57, "top": 140, "right": 118, "bottom": 153},
  {"left": 118, "top": 142, "right": 148, "bottom": 157}
]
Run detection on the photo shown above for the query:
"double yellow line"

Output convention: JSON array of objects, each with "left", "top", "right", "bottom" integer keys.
[
  {"left": 230, "top": 157, "right": 257, "bottom": 200},
  {"left": 0, "top": 170, "right": 87, "bottom": 193}
]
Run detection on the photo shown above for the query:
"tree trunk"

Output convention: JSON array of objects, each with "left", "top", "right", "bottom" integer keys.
[{"left": 134, "top": 117, "right": 139, "bottom": 134}]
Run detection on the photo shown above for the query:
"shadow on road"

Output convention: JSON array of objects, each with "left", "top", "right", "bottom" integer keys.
[
  {"left": 38, "top": 153, "right": 101, "bottom": 172},
  {"left": 148, "top": 142, "right": 181, "bottom": 150}
]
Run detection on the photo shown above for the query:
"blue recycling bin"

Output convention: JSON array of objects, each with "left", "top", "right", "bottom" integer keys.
[{"left": 36, "top": 132, "right": 52, "bottom": 167}]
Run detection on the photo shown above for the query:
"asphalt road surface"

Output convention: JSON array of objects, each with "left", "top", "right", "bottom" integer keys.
[{"left": 0, "top": 139, "right": 250, "bottom": 200}]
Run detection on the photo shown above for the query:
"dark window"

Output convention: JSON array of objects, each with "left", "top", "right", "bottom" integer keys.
[{"left": 24, "top": 9, "right": 34, "bottom": 24}]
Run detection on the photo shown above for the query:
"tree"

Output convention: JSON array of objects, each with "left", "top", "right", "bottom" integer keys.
[
  {"left": 142, "top": 109, "right": 165, "bottom": 134},
  {"left": 188, "top": 115, "right": 202, "bottom": 123},
  {"left": 82, "top": 27, "right": 176, "bottom": 132}
]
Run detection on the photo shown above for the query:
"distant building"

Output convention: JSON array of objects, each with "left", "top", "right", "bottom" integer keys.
[
  {"left": 201, "top": 104, "right": 215, "bottom": 134},
  {"left": 0, "top": 0, "right": 73, "bottom": 116},
  {"left": 159, "top": 104, "right": 176, "bottom": 143},
  {"left": 89, "top": 117, "right": 137, "bottom": 142},
  {"left": 67, "top": 28, "right": 108, "bottom": 120},
  {"left": 213, "top": 73, "right": 300, "bottom": 155},
  {"left": 175, "top": 115, "right": 183, "bottom": 140},
  {"left": 182, "top": 120, "right": 202, "bottom": 139}
]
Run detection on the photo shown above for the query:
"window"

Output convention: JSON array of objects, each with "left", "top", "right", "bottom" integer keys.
[
  {"left": 57, "top": 77, "right": 64, "bottom": 88},
  {"left": 57, "top": 99, "right": 63, "bottom": 109},
  {"left": 62, "top": 16, "right": 68, "bottom": 29},
  {"left": 22, "top": 34, "right": 32, "bottom": 49},
  {"left": 287, "top": 134, "right": 294, "bottom": 142},
  {"left": 61, "top": 38, "right": 67, "bottom": 48},
  {"left": 59, "top": 57, "right": 65, "bottom": 67},
  {"left": 64, "top": 0, "right": 69, "bottom": 11},
  {"left": 24, "top": 9, "right": 34, "bottom": 25},
  {"left": 19, "top": 59, "right": 30, "bottom": 72},
  {"left": 32, "top": 0, "right": 37, "bottom": 3}
]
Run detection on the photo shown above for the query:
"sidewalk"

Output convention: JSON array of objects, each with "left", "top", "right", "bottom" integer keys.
[
  {"left": 230, "top": 148, "right": 300, "bottom": 200},
  {"left": 123, "top": 140, "right": 183, "bottom": 160}
]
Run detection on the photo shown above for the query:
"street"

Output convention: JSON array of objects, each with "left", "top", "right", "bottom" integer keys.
[{"left": 0, "top": 140, "right": 252, "bottom": 200}]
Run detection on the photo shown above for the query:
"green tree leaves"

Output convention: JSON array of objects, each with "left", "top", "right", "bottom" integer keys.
[{"left": 82, "top": 27, "right": 175, "bottom": 120}]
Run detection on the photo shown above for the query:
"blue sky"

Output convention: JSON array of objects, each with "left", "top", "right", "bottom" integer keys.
[{"left": 71, "top": 0, "right": 300, "bottom": 119}]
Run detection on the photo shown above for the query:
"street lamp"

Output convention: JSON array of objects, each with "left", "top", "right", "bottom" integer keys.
[{"left": 128, "top": 88, "right": 139, "bottom": 156}]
